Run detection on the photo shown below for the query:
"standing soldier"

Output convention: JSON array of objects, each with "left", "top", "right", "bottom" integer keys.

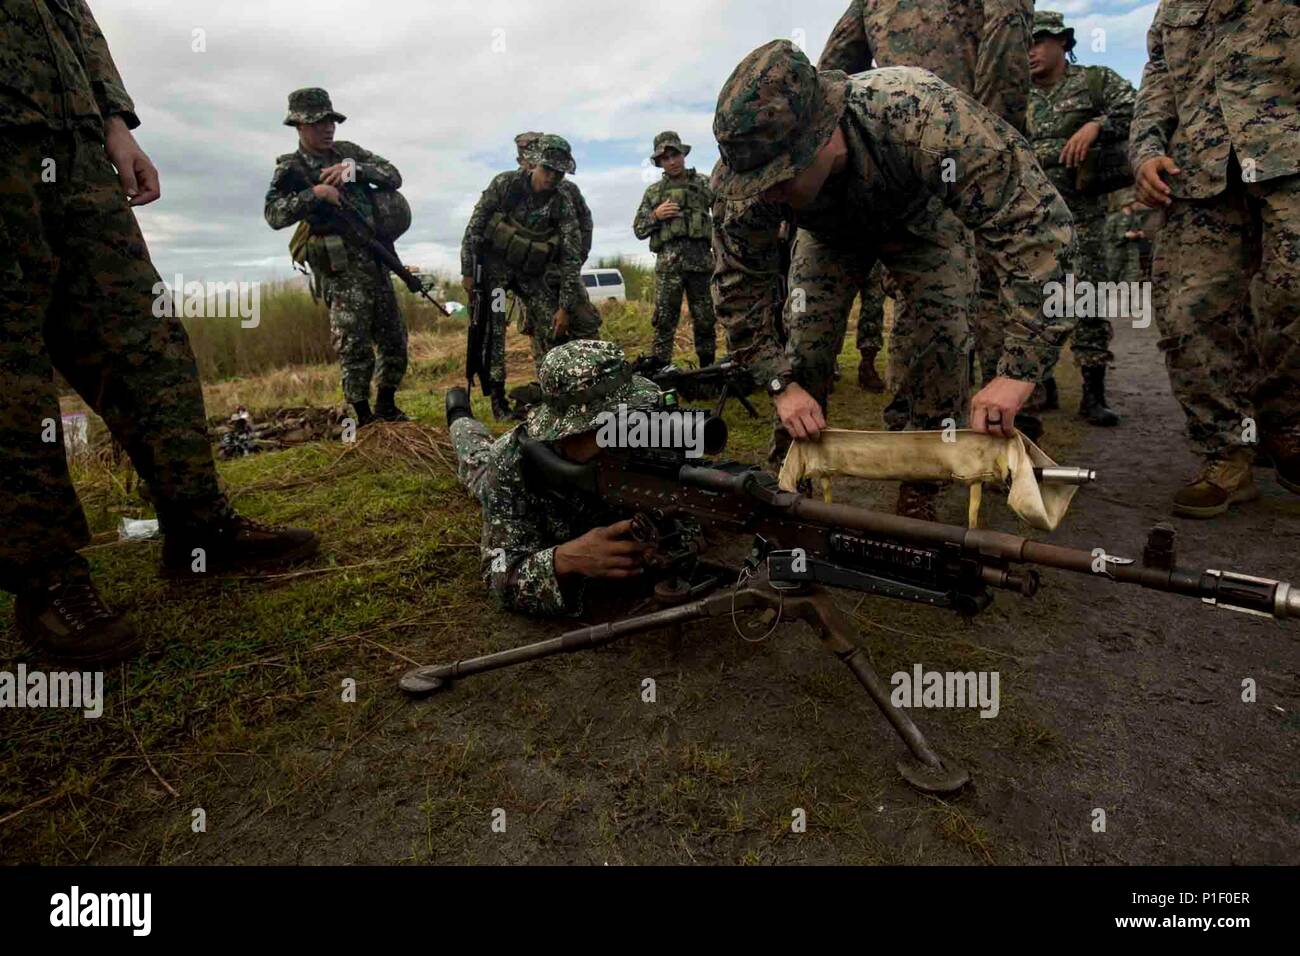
[
  {"left": 265, "top": 88, "right": 410, "bottom": 426},
  {"left": 633, "top": 132, "right": 718, "bottom": 366},
  {"left": 1028, "top": 12, "right": 1136, "bottom": 427},
  {"left": 711, "top": 42, "right": 1077, "bottom": 520},
  {"left": 516, "top": 131, "right": 593, "bottom": 264},
  {"left": 854, "top": 264, "right": 888, "bottom": 392},
  {"left": 1131, "top": 0, "right": 1300, "bottom": 515},
  {"left": 462, "top": 134, "right": 598, "bottom": 417},
  {"left": 2, "top": 2, "right": 317, "bottom": 663}
]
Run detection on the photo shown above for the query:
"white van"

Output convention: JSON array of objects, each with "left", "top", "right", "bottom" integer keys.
[{"left": 581, "top": 268, "right": 626, "bottom": 302}]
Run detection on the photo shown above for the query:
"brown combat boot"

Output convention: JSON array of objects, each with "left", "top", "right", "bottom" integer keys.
[
  {"left": 1265, "top": 430, "right": 1300, "bottom": 495},
  {"left": 15, "top": 566, "right": 142, "bottom": 664},
  {"left": 895, "top": 481, "right": 941, "bottom": 522},
  {"left": 1171, "top": 450, "right": 1258, "bottom": 518},
  {"left": 161, "top": 510, "right": 320, "bottom": 577},
  {"left": 858, "top": 348, "right": 885, "bottom": 392}
]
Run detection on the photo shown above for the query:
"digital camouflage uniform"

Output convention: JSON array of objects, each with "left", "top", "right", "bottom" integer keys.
[
  {"left": 711, "top": 47, "right": 1076, "bottom": 450},
  {"left": 633, "top": 133, "right": 717, "bottom": 365},
  {"left": 263, "top": 92, "right": 407, "bottom": 408},
  {"left": 0, "top": 0, "right": 229, "bottom": 593},
  {"left": 448, "top": 340, "right": 660, "bottom": 615},
  {"left": 1103, "top": 192, "right": 1157, "bottom": 285},
  {"left": 820, "top": 0, "right": 1035, "bottom": 389},
  {"left": 1026, "top": 41, "right": 1137, "bottom": 371},
  {"left": 1131, "top": 0, "right": 1300, "bottom": 459},
  {"left": 461, "top": 136, "right": 598, "bottom": 381},
  {"left": 717, "top": 49, "right": 1071, "bottom": 442},
  {"left": 853, "top": 262, "right": 888, "bottom": 354}
]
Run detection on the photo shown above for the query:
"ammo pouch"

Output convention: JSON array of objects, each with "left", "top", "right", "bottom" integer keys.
[
  {"left": 305, "top": 234, "right": 350, "bottom": 274},
  {"left": 487, "top": 211, "right": 558, "bottom": 277},
  {"left": 649, "top": 184, "right": 710, "bottom": 252}
]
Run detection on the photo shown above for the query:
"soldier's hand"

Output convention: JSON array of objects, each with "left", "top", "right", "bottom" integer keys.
[
  {"left": 970, "top": 377, "right": 1036, "bottom": 439},
  {"left": 319, "top": 163, "right": 352, "bottom": 187},
  {"left": 1059, "top": 121, "right": 1102, "bottom": 168},
  {"left": 312, "top": 183, "right": 342, "bottom": 206},
  {"left": 104, "top": 115, "right": 161, "bottom": 206},
  {"left": 654, "top": 201, "right": 682, "bottom": 221},
  {"left": 462, "top": 275, "right": 474, "bottom": 294},
  {"left": 554, "top": 520, "right": 650, "bottom": 579},
  {"left": 1136, "top": 156, "right": 1180, "bottom": 208},
  {"left": 553, "top": 307, "right": 570, "bottom": 338},
  {"left": 775, "top": 383, "right": 827, "bottom": 442}
]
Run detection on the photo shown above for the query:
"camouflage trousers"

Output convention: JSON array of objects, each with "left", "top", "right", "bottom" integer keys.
[
  {"left": 853, "top": 262, "right": 887, "bottom": 353},
  {"left": 321, "top": 256, "right": 407, "bottom": 404},
  {"left": 450, "top": 415, "right": 494, "bottom": 501},
  {"left": 652, "top": 267, "right": 717, "bottom": 365},
  {"left": 1153, "top": 171, "right": 1300, "bottom": 456},
  {"left": 0, "top": 128, "right": 224, "bottom": 593},
  {"left": 772, "top": 219, "right": 973, "bottom": 461},
  {"left": 520, "top": 280, "right": 602, "bottom": 373}
]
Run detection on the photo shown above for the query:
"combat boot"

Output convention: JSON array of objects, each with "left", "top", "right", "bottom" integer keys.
[
  {"left": 1043, "top": 376, "right": 1059, "bottom": 411},
  {"left": 15, "top": 564, "right": 142, "bottom": 664},
  {"left": 161, "top": 508, "right": 320, "bottom": 578},
  {"left": 1265, "top": 430, "right": 1300, "bottom": 495},
  {"left": 446, "top": 387, "right": 473, "bottom": 428},
  {"left": 490, "top": 384, "right": 515, "bottom": 421},
  {"left": 1171, "top": 450, "right": 1258, "bottom": 518},
  {"left": 895, "top": 481, "right": 941, "bottom": 522},
  {"left": 350, "top": 399, "right": 376, "bottom": 427},
  {"left": 857, "top": 348, "right": 885, "bottom": 392},
  {"left": 1078, "top": 366, "right": 1120, "bottom": 426},
  {"left": 375, "top": 386, "right": 410, "bottom": 422}
]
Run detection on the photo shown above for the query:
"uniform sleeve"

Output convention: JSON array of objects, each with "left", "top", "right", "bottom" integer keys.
[
  {"left": 554, "top": 194, "right": 585, "bottom": 311},
  {"left": 74, "top": 0, "right": 139, "bottom": 127},
  {"left": 461, "top": 174, "right": 507, "bottom": 277},
  {"left": 264, "top": 162, "right": 317, "bottom": 230},
  {"left": 632, "top": 183, "right": 660, "bottom": 241},
  {"left": 1093, "top": 67, "right": 1137, "bottom": 140},
  {"left": 1129, "top": 7, "right": 1179, "bottom": 173},
  {"left": 817, "top": 0, "right": 871, "bottom": 73},
  {"left": 348, "top": 144, "right": 402, "bottom": 189},
  {"left": 569, "top": 184, "right": 594, "bottom": 260},
  {"left": 710, "top": 198, "right": 794, "bottom": 385},
  {"left": 911, "top": 86, "right": 1078, "bottom": 382},
  {"left": 975, "top": 0, "right": 1033, "bottom": 134}
]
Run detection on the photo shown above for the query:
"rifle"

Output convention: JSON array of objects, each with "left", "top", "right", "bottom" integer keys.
[
  {"left": 281, "top": 165, "right": 449, "bottom": 315},
  {"left": 465, "top": 248, "right": 492, "bottom": 395},
  {"left": 400, "top": 428, "right": 1298, "bottom": 793},
  {"left": 628, "top": 355, "right": 759, "bottom": 419}
]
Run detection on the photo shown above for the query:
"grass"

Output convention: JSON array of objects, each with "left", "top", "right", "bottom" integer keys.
[{"left": 3, "top": 296, "right": 1088, "bottom": 864}]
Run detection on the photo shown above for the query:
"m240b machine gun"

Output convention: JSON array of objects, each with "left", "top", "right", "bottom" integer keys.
[{"left": 401, "top": 426, "right": 1298, "bottom": 793}]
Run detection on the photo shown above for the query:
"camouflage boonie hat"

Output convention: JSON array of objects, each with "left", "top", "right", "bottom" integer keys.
[
  {"left": 1033, "top": 11, "right": 1076, "bottom": 48},
  {"left": 514, "top": 131, "right": 544, "bottom": 156},
  {"left": 283, "top": 88, "right": 346, "bottom": 127},
  {"left": 651, "top": 131, "right": 692, "bottom": 165},
  {"left": 528, "top": 134, "right": 577, "bottom": 175},
  {"left": 712, "top": 40, "right": 849, "bottom": 200},
  {"left": 526, "top": 340, "right": 661, "bottom": 443}
]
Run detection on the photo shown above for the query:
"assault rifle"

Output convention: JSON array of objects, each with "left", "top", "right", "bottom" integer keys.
[
  {"left": 465, "top": 247, "right": 492, "bottom": 395},
  {"left": 628, "top": 355, "right": 759, "bottom": 419},
  {"left": 281, "top": 166, "right": 450, "bottom": 315},
  {"left": 400, "top": 424, "right": 1298, "bottom": 793}
]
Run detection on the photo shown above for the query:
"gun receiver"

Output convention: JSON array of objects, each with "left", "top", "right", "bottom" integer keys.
[{"left": 629, "top": 355, "right": 759, "bottom": 419}]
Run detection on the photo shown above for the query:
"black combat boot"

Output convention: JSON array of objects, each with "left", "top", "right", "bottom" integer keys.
[
  {"left": 446, "top": 387, "right": 473, "bottom": 428},
  {"left": 1078, "top": 366, "right": 1120, "bottom": 426},
  {"left": 375, "top": 386, "right": 410, "bottom": 422},
  {"left": 490, "top": 384, "right": 513, "bottom": 421},
  {"left": 15, "top": 562, "right": 142, "bottom": 664},
  {"left": 160, "top": 506, "right": 320, "bottom": 579},
  {"left": 858, "top": 348, "right": 885, "bottom": 392},
  {"left": 350, "top": 399, "right": 376, "bottom": 427},
  {"left": 1043, "top": 376, "right": 1059, "bottom": 411}
]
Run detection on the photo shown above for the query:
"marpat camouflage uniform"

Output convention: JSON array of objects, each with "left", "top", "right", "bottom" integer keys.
[
  {"left": 264, "top": 120, "right": 408, "bottom": 407},
  {"left": 448, "top": 340, "right": 659, "bottom": 615},
  {"left": 819, "top": 0, "right": 1034, "bottom": 397},
  {"left": 853, "top": 262, "right": 888, "bottom": 354},
  {"left": 633, "top": 149, "right": 718, "bottom": 365},
  {"left": 0, "top": 0, "right": 228, "bottom": 593},
  {"left": 711, "top": 47, "right": 1076, "bottom": 442},
  {"left": 1130, "top": 0, "right": 1300, "bottom": 457},
  {"left": 1027, "top": 61, "right": 1137, "bottom": 370}
]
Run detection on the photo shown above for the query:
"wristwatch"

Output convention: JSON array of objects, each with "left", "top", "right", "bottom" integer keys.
[{"left": 766, "top": 372, "right": 794, "bottom": 397}]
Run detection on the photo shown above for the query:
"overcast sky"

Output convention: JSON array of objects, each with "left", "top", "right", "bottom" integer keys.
[{"left": 94, "top": 0, "right": 1158, "bottom": 284}]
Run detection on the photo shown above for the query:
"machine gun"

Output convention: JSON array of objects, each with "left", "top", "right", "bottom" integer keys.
[
  {"left": 400, "top": 426, "right": 1298, "bottom": 793},
  {"left": 280, "top": 165, "right": 450, "bottom": 315},
  {"left": 628, "top": 355, "right": 760, "bottom": 419}
]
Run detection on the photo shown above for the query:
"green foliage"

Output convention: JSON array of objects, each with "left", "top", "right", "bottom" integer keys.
[{"left": 592, "top": 255, "right": 656, "bottom": 304}]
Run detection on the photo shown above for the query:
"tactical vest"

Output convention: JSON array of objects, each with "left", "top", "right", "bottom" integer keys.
[
  {"left": 485, "top": 174, "right": 562, "bottom": 277},
  {"left": 649, "top": 176, "right": 711, "bottom": 253}
]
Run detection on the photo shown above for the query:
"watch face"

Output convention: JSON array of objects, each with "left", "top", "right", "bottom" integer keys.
[{"left": 769, "top": 377, "right": 783, "bottom": 393}]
